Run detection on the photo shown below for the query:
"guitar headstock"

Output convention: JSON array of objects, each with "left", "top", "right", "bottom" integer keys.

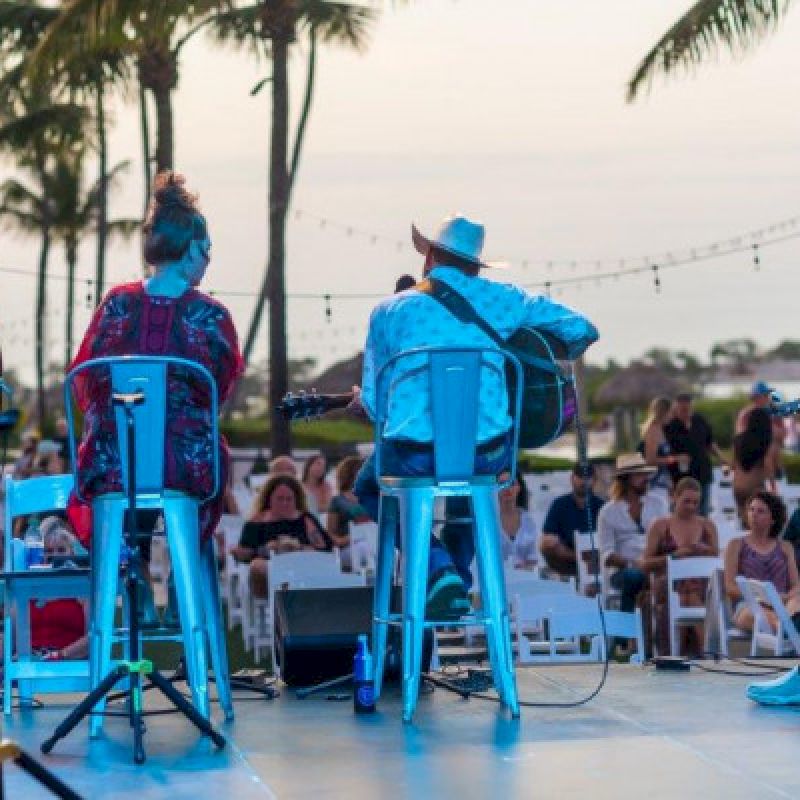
[
  {"left": 769, "top": 393, "right": 800, "bottom": 417},
  {"left": 276, "top": 390, "right": 328, "bottom": 421}
]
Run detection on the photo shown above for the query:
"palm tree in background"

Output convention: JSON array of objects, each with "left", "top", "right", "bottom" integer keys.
[
  {"left": 0, "top": 87, "right": 89, "bottom": 423},
  {"left": 48, "top": 147, "right": 139, "bottom": 367},
  {"left": 211, "top": 0, "right": 376, "bottom": 455},
  {"left": 36, "top": 1, "right": 229, "bottom": 191},
  {"left": 1, "top": 1, "right": 132, "bottom": 306},
  {"left": 627, "top": 0, "right": 795, "bottom": 101}
]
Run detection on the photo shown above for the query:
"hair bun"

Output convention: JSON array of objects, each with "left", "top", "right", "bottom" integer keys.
[{"left": 152, "top": 171, "right": 196, "bottom": 212}]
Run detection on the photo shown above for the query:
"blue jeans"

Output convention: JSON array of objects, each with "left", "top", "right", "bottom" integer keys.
[
  {"left": 354, "top": 435, "right": 511, "bottom": 589},
  {"left": 609, "top": 566, "right": 647, "bottom": 613}
]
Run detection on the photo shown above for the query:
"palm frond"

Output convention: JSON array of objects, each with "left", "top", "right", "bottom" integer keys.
[
  {"left": 206, "top": 4, "right": 265, "bottom": 57},
  {"left": 105, "top": 217, "right": 140, "bottom": 240},
  {"left": 298, "top": 1, "right": 377, "bottom": 51},
  {"left": 627, "top": 0, "right": 795, "bottom": 102}
]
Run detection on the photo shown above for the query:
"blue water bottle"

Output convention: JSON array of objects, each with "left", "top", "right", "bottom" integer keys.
[{"left": 353, "top": 634, "right": 376, "bottom": 714}]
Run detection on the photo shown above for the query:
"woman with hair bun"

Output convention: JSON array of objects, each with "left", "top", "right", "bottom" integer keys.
[{"left": 69, "top": 171, "right": 244, "bottom": 544}]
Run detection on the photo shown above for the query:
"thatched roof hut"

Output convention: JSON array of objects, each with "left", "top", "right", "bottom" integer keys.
[{"left": 594, "top": 365, "right": 690, "bottom": 407}]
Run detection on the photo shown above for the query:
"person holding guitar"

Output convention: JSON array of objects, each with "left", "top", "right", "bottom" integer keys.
[{"left": 347, "top": 214, "right": 598, "bottom": 619}]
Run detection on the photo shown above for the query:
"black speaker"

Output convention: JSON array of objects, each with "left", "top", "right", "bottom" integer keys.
[{"left": 273, "top": 586, "right": 433, "bottom": 687}]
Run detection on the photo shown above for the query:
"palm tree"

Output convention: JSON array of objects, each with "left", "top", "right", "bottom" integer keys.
[
  {"left": 48, "top": 147, "right": 139, "bottom": 367},
  {"left": 0, "top": 93, "right": 89, "bottom": 423},
  {"left": 211, "top": 1, "right": 376, "bottom": 454},
  {"left": 627, "top": 1, "right": 796, "bottom": 101},
  {"left": 1, "top": 1, "right": 132, "bottom": 305}
]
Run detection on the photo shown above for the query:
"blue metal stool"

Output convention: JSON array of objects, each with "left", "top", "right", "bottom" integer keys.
[
  {"left": 370, "top": 346, "right": 523, "bottom": 722},
  {"left": 65, "top": 356, "right": 233, "bottom": 736}
]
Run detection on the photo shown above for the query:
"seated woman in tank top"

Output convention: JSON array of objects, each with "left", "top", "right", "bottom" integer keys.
[
  {"left": 642, "top": 477, "right": 719, "bottom": 656},
  {"left": 724, "top": 489, "right": 800, "bottom": 633},
  {"left": 231, "top": 474, "right": 332, "bottom": 599}
]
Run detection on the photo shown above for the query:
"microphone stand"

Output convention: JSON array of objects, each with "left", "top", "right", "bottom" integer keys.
[
  {"left": 41, "top": 390, "right": 225, "bottom": 764},
  {"left": 0, "top": 739, "right": 83, "bottom": 800}
]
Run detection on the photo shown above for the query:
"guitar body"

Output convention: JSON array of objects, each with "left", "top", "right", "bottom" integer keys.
[{"left": 504, "top": 327, "right": 576, "bottom": 449}]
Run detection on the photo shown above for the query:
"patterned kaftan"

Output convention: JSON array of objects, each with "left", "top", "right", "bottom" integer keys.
[{"left": 69, "top": 282, "right": 244, "bottom": 540}]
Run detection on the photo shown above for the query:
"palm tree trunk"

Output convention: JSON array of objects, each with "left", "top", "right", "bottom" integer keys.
[
  {"left": 65, "top": 237, "right": 77, "bottom": 369},
  {"left": 239, "top": 30, "right": 317, "bottom": 370},
  {"left": 152, "top": 82, "right": 174, "bottom": 172},
  {"left": 267, "top": 34, "right": 291, "bottom": 456},
  {"left": 35, "top": 227, "right": 51, "bottom": 425},
  {"left": 95, "top": 80, "right": 108, "bottom": 306},
  {"left": 139, "top": 82, "right": 152, "bottom": 217}
]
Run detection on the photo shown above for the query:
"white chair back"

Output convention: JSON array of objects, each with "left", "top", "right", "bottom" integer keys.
[
  {"left": 735, "top": 576, "right": 800, "bottom": 657},
  {"left": 666, "top": 555, "right": 722, "bottom": 656}
]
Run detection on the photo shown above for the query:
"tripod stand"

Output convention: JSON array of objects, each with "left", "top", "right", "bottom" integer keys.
[{"left": 41, "top": 389, "right": 225, "bottom": 764}]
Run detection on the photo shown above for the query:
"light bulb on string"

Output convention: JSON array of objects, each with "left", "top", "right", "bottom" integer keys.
[
  {"left": 544, "top": 280, "right": 551, "bottom": 298},
  {"left": 651, "top": 264, "right": 661, "bottom": 293},
  {"left": 752, "top": 243, "right": 760, "bottom": 271},
  {"left": 324, "top": 293, "right": 332, "bottom": 323}
]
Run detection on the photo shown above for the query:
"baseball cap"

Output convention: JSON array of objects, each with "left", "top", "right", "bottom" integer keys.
[{"left": 751, "top": 381, "right": 772, "bottom": 397}]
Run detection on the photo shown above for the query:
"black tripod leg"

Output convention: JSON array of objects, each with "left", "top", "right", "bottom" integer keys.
[
  {"left": 14, "top": 750, "right": 85, "bottom": 800},
  {"left": 41, "top": 667, "right": 127, "bottom": 754},
  {"left": 147, "top": 671, "right": 226, "bottom": 749}
]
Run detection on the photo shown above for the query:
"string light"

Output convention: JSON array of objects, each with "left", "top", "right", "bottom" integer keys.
[
  {"left": 752, "top": 243, "right": 760, "bottom": 271},
  {"left": 651, "top": 264, "right": 661, "bottom": 293}
]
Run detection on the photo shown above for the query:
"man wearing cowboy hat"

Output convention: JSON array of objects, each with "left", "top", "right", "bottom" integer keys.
[
  {"left": 597, "top": 453, "right": 668, "bottom": 621},
  {"left": 351, "top": 214, "right": 598, "bottom": 618}
]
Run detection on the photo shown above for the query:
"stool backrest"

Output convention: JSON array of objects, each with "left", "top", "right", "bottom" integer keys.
[
  {"left": 64, "top": 355, "right": 219, "bottom": 503},
  {"left": 374, "top": 345, "right": 522, "bottom": 486}
]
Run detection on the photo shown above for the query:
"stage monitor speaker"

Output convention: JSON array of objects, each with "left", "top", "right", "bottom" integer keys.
[{"left": 273, "top": 586, "right": 433, "bottom": 687}]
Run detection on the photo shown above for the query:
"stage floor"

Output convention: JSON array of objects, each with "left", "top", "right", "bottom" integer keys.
[{"left": 3, "top": 660, "right": 799, "bottom": 799}]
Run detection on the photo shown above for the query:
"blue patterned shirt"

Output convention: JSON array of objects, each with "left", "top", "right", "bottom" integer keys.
[{"left": 361, "top": 266, "right": 598, "bottom": 443}]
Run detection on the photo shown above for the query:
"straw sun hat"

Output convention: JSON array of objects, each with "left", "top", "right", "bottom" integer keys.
[{"left": 613, "top": 453, "right": 657, "bottom": 478}]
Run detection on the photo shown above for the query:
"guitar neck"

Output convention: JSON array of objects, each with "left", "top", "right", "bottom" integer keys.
[{"left": 277, "top": 391, "right": 355, "bottom": 421}]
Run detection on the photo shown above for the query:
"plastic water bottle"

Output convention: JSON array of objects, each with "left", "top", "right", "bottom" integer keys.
[
  {"left": 353, "top": 634, "right": 376, "bottom": 714},
  {"left": 23, "top": 515, "right": 45, "bottom": 568}
]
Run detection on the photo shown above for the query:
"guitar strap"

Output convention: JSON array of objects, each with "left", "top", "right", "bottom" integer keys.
[{"left": 415, "top": 277, "right": 562, "bottom": 376}]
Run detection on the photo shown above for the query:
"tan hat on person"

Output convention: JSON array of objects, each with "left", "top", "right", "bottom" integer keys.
[
  {"left": 411, "top": 215, "right": 508, "bottom": 269},
  {"left": 614, "top": 453, "right": 657, "bottom": 477}
]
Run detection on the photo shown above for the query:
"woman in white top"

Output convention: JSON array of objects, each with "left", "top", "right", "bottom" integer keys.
[
  {"left": 498, "top": 469, "right": 538, "bottom": 568},
  {"left": 301, "top": 452, "right": 333, "bottom": 516}
]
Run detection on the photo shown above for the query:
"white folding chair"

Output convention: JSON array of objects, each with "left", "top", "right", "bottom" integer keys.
[
  {"left": 735, "top": 576, "right": 800, "bottom": 657},
  {"left": 667, "top": 555, "right": 722, "bottom": 656},
  {"left": 546, "top": 606, "right": 645, "bottom": 665},
  {"left": 216, "top": 514, "right": 246, "bottom": 629},
  {"left": 704, "top": 567, "right": 749, "bottom": 658},
  {"left": 573, "top": 531, "right": 604, "bottom": 597},
  {"left": 3, "top": 475, "right": 90, "bottom": 713}
]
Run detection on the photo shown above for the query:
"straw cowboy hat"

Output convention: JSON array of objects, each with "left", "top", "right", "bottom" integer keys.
[
  {"left": 411, "top": 215, "right": 508, "bottom": 269},
  {"left": 614, "top": 453, "right": 657, "bottom": 478}
]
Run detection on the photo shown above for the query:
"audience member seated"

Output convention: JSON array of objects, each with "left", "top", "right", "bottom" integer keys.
[
  {"left": 642, "top": 477, "right": 719, "bottom": 656},
  {"left": 32, "top": 439, "right": 67, "bottom": 477},
  {"left": 539, "top": 462, "right": 604, "bottom": 579},
  {"left": 12, "top": 429, "right": 40, "bottom": 480},
  {"left": 231, "top": 474, "right": 332, "bottom": 599},
  {"left": 0, "top": 516, "right": 88, "bottom": 664},
  {"left": 268, "top": 455, "right": 298, "bottom": 478},
  {"left": 598, "top": 454, "right": 668, "bottom": 616},
  {"left": 326, "top": 456, "right": 371, "bottom": 571},
  {"left": 724, "top": 489, "right": 800, "bottom": 635},
  {"left": 302, "top": 452, "right": 333, "bottom": 515},
  {"left": 732, "top": 408, "right": 777, "bottom": 525},
  {"left": 496, "top": 469, "right": 538, "bottom": 569}
]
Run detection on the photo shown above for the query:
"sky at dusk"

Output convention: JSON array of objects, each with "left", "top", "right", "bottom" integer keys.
[{"left": 2, "top": 0, "right": 800, "bottom": 385}]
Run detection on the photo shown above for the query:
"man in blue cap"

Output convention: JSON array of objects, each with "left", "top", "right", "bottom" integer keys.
[
  {"left": 349, "top": 214, "right": 598, "bottom": 618},
  {"left": 735, "top": 380, "right": 774, "bottom": 434}
]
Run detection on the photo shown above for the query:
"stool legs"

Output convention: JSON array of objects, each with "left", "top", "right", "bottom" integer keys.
[
  {"left": 373, "top": 494, "right": 398, "bottom": 699},
  {"left": 471, "top": 486, "right": 519, "bottom": 717},
  {"left": 89, "top": 496, "right": 126, "bottom": 737},
  {"left": 399, "top": 487, "right": 435, "bottom": 723},
  {"left": 163, "top": 497, "right": 210, "bottom": 720},
  {"left": 200, "top": 537, "right": 234, "bottom": 721}
]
